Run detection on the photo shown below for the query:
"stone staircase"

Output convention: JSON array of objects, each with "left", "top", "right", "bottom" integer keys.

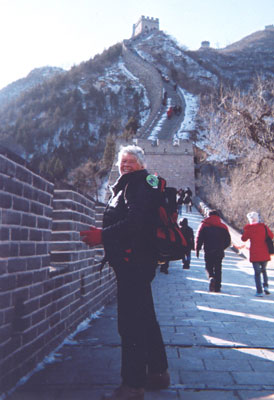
[
  {"left": 155, "top": 81, "right": 185, "bottom": 140},
  {"left": 122, "top": 40, "right": 185, "bottom": 140}
]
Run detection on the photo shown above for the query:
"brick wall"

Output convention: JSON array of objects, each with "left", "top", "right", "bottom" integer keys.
[{"left": 0, "top": 147, "right": 116, "bottom": 395}]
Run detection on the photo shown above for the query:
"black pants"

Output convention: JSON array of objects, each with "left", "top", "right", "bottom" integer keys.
[
  {"left": 204, "top": 251, "right": 224, "bottom": 291},
  {"left": 182, "top": 250, "right": 191, "bottom": 269},
  {"left": 160, "top": 261, "right": 169, "bottom": 273},
  {"left": 115, "top": 263, "right": 168, "bottom": 388}
]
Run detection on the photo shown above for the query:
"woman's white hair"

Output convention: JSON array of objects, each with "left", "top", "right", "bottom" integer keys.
[
  {"left": 116, "top": 145, "right": 146, "bottom": 167},
  {"left": 247, "top": 211, "right": 260, "bottom": 224}
]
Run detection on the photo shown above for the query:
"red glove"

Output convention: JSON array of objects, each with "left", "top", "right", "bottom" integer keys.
[{"left": 80, "top": 226, "right": 102, "bottom": 247}]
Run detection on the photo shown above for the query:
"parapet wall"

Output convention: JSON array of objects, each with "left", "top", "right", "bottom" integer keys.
[{"left": 0, "top": 146, "right": 116, "bottom": 396}]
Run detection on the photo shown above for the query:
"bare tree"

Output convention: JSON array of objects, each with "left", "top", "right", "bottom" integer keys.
[
  {"left": 198, "top": 77, "right": 274, "bottom": 230},
  {"left": 68, "top": 160, "right": 100, "bottom": 200},
  {"left": 200, "top": 77, "right": 274, "bottom": 158}
]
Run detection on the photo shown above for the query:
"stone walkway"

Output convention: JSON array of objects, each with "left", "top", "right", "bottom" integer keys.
[{"left": 6, "top": 207, "right": 274, "bottom": 400}]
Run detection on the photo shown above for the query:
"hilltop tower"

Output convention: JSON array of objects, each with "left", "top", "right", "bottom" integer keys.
[
  {"left": 132, "top": 16, "right": 159, "bottom": 37},
  {"left": 200, "top": 40, "right": 210, "bottom": 49}
]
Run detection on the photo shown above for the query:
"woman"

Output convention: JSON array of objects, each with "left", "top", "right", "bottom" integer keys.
[
  {"left": 241, "top": 212, "right": 273, "bottom": 297},
  {"left": 80, "top": 145, "right": 169, "bottom": 400}
]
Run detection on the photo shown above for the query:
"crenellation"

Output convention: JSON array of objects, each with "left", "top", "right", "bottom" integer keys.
[{"left": 132, "top": 15, "right": 160, "bottom": 37}]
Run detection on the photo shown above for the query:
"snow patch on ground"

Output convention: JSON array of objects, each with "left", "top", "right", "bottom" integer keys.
[
  {"left": 175, "top": 88, "right": 199, "bottom": 140},
  {"left": 0, "top": 309, "right": 103, "bottom": 400}
]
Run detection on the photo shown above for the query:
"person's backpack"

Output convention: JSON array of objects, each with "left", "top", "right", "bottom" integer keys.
[
  {"left": 99, "top": 174, "right": 187, "bottom": 273},
  {"left": 147, "top": 174, "right": 187, "bottom": 263}
]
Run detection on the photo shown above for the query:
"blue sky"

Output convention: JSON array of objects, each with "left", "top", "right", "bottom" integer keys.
[{"left": 0, "top": 0, "right": 273, "bottom": 90}]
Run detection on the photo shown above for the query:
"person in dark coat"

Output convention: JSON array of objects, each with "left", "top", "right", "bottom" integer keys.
[
  {"left": 183, "top": 187, "right": 193, "bottom": 213},
  {"left": 176, "top": 188, "right": 185, "bottom": 215},
  {"left": 184, "top": 187, "right": 192, "bottom": 197},
  {"left": 179, "top": 218, "right": 194, "bottom": 269},
  {"left": 183, "top": 191, "right": 192, "bottom": 213},
  {"left": 80, "top": 145, "right": 169, "bottom": 400},
  {"left": 241, "top": 211, "right": 273, "bottom": 297},
  {"left": 196, "top": 210, "right": 231, "bottom": 292}
]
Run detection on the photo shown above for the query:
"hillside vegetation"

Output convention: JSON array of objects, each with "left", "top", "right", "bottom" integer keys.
[
  {"left": 198, "top": 77, "right": 274, "bottom": 230},
  {"left": 0, "top": 43, "right": 146, "bottom": 183}
]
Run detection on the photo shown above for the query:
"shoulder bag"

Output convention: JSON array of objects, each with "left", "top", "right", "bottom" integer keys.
[{"left": 264, "top": 225, "right": 274, "bottom": 255}]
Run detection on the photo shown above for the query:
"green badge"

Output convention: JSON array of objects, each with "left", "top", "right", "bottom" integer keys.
[{"left": 146, "top": 174, "right": 159, "bottom": 188}]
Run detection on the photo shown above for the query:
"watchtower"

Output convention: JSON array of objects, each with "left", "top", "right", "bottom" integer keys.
[
  {"left": 200, "top": 41, "right": 210, "bottom": 49},
  {"left": 106, "top": 138, "right": 195, "bottom": 201},
  {"left": 132, "top": 16, "right": 159, "bottom": 37}
]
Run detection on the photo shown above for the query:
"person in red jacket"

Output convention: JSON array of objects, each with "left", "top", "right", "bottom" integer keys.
[{"left": 241, "top": 211, "right": 274, "bottom": 297}]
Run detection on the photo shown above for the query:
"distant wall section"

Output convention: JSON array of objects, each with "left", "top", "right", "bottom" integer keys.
[
  {"left": 107, "top": 138, "right": 195, "bottom": 196},
  {"left": 122, "top": 41, "right": 163, "bottom": 137}
]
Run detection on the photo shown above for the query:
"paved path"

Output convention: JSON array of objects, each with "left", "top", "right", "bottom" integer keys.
[{"left": 7, "top": 208, "right": 274, "bottom": 400}]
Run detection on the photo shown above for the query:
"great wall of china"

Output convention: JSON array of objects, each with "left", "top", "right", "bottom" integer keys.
[{"left": 1, "top": 24, "right": 197, "bottom": 396}]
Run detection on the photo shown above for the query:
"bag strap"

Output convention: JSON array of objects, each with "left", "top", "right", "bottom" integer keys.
[{"left": 264, "top": 224, "right": 269, "bottom": 239}]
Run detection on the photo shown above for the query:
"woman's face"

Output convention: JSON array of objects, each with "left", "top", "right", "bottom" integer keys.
[{"left": 119, "top": 152, "right": 143, "bottom": 175}]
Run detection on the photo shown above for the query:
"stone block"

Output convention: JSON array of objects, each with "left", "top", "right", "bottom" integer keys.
[
  {"left": 2, "top": 209, "right": 21, "bottom": 225},
  {"left": 0, "top": 226, "right": 9, "bottom": 241},
  {"left": 19, "top": 243, "right": 36, "bottom": 256},
  {"left": 0, "top": 274, "right": 17, "bottom": 291},
  {"left": 0, "top": 192, "right": 12, "bottom": 208},
  {"left": 21, "top": 213, "right": 36, "bottom": 228},
  {"left": 11, "top": 227, "right": 29, "bottom": 241}
]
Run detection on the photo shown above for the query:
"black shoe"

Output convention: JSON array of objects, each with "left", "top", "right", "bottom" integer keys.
[
  {"left": 264, "top": 288, "right": 271, "bottom": 295},
  {"left": 209, "top": 278, "right": 215, "bottom": 292},
  {"left": 146, "top": 371, "right": 170, "bottom": 390}
]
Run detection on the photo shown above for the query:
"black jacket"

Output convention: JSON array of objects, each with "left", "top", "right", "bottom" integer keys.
[
  {"left": 180, "top": 225, "right": 194, "bottom": 252},
  {"left": 196, "top": 215, "right": 231, "bottom": 256},
  {"left": 102, "top": 169, "right": 158, "bottom": 277}
]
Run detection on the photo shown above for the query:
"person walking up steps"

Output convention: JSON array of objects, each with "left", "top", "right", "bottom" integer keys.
[
  {"left": 196, "top": 210, "right": 231, "bottom": 292},
  {"left": 176, "top": 188, "right": 184, "bottom": 215},
  {"left": 183, "top": 187, "right": 193, "bottom": 213},
  {"left": 179, "top": 218, "right": 194, "bottom": 269},
  {"left": 241, "top": 211, "right": 274, "bottom": 297},
  {"left": 80, "top": 145, "right": 169, "bottom": 400}
]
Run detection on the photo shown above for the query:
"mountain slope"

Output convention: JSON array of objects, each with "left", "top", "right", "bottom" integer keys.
[
  {"left": 0, "top": 44, "right": 149, "bottom": 177},
  {"left": 0, "top": 28, "right": 273, "bottom": 183},
  {"left": 0, "top": 66, "right": 65, "bottom": 107}
]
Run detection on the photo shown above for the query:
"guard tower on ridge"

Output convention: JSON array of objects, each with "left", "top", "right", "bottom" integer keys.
[{"left": 132, "top": 16, "right": 159, "bottom": 37}]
